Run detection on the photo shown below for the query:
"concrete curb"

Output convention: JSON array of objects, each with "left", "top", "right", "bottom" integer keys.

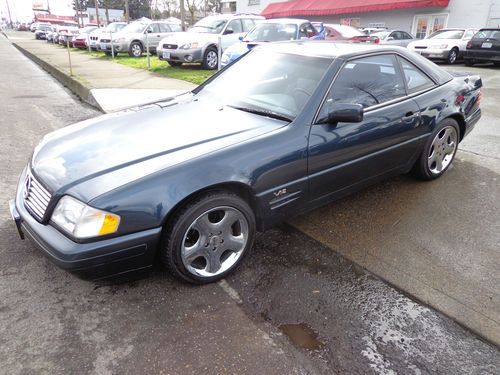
[{"left": 11, "top": 42, "right": 104, "bottom": 112}]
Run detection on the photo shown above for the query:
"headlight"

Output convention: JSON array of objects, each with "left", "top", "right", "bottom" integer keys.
[
  {"left": 430, "top": 44, "right": 448, "bottom": 49},
  {"left": 51, "top": 196, "right": 120, "bottom": 239},
  {"left": 179, "top": 42, "right": 198, "bottom": 49},
  {"left": 113, "top": 37, "right": 126, "bottom": 43}
]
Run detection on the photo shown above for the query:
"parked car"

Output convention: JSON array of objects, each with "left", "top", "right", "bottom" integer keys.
[
  {"left": 368, "top": 30, "right": 414, "bottom": 46},
  {"left": 72, "top": 26, "right": 98, "bottom": 49},
  {"left": 88, "top": 22, "right": 126, "bottom": 51},
  {"left": 157, "top": 13, "right": 264, "bottom": 69},
  {"left": 221, "top": 18, "right": 323, "bottom": 67},
  {"left": 408, "top": 28, "right": 478, "bottom": 64},
  {"left": 361, "top": 27, "right": 388, "bottom": 35},
  {"left": 464, "top": 28, "right": 500, "bottom": 66},
  {"left": 46, "top": 26, "right": 58, "bottom": 43},
  {"left": 10, "top": 42, "right": 482, "bottom": 284},
  {"left": 34, "top": 24, "right": 53, "bottom": 40},
  {"left": 323, "top": 24, "right": 371, "bottom": 42},
  {"left": 58, "top": 28, "right": 80, "bottom": 45},
  {"left": 101, "top": 21, "right": 179, "bottom": 57}
]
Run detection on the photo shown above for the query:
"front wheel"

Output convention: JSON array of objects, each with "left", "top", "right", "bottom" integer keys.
[
  {"left": 412, "top": 118, "right": 460, "bottom": 180},
  {"left": 128, "top": 41, "right": 143, "bottom": 57},
  {"left": 446, "top": 48, "right": 459, "bottom": 64},
  {"left": 161, "top": 191, "right": 255, "bottom": 284},
  {"left": 202, "top": 47, "right": 218, "bottom": 70}
]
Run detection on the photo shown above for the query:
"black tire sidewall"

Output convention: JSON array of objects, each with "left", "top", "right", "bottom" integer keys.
[
  {"left": 163, "top": 193, "right": 256, "bottom": 284},
  {"left": 447, "top": 48, "right": 458, "bottom": 64},
  {"left": 129, "top": 42, "right": 142, "bottom": 57},
  {"left": 417, "top": 118, "right": 460, "bottom": 180}
]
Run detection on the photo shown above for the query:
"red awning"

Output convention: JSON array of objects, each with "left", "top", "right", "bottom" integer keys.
[{"left": 261, "top": 0, "right": 450, "bottom": 18}]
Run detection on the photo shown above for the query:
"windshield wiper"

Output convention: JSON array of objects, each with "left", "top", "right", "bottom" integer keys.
[{"left": 227, "top": 105, "right": 293, "bottom": 122}]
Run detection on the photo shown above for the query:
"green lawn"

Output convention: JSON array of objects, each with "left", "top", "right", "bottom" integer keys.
[{"left": 78, "top": 49, "right": 215, "bottom": 85}]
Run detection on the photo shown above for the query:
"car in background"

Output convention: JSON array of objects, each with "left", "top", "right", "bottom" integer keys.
[
  {"left": 324, "top": 24, "right": 371, "bottom": 42},
  {"left": 88, "top": 22, "right": 126, "bottom": 51},
  {"left": 10, "top": 42, "right": 482, "bottom": 284},
  {"left": 408, "top": 28, "right": 477, "bottom": 64},
  {"left": 368, "top": 30, "right": 414, "bottom": 47},
  {"left": 58, "top": 27, "right": 80, "bottom": 45},
  {"left": 34, "top": 23, "right": 53, "bottom": 40},
  {"left": 464, "top": 28, "right": 500, "bottom": 66},
  {"left": 31, "top": 22, "right": 50, "bottom": 32},
  {"left": 157, "top": 14, "right": 264, "bottom": 69},
  {"left": 101, "top": 21, "right": 179, "bottom": 57},
  {"left": 361, "top": 27, "right": 388, "bottom": 35},
  {"left": 72, "top": 26, "right": 98, "bottom": 49},
  {"left": 221, "top": 18, "right": 323, "bottom": 67}
]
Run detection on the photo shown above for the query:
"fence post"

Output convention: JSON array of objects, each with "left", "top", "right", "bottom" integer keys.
[
  {"left": 66, "top": 37, "right": 73, "bottom": 76},
  {"left": 217, "top": 35, "right": 222, "bottom": 71},
  {"left": 146, "top": 31, "right": 150, "bottom": 69},
  {"left": 110, "top": 31, "right": 115, "bottom": 58}
]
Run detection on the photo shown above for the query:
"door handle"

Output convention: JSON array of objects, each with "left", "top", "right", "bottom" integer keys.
[{"left": 402, "top": 112, "right": 419, "bottom": 123}]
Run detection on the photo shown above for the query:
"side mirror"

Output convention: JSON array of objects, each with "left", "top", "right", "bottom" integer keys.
[
  {"left": 145, "top": 29, "right": 152, "bottom": 34},
  {"left": 387, "top": 36, "right": 394, "bottom": 41},
  {"left": 224, "top": 28, "right": 234, "bottom": 35},
  {"left": 318, "top": 103, "right": 364, "bottom": 125},
  {"left": 238, "top": 35, "right": 244, "bottom": 41}
]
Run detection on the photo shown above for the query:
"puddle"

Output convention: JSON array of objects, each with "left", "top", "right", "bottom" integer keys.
[{"left": 279, "top": 323, "right": 324, "bottom": 351}]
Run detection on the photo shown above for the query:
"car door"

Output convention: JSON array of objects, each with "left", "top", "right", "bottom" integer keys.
[
  {"left": 307, "top": 54, "right": 422, "bottom": 203},
  {"left": 221, "top": 19, "right": 244, "bottom": 50},
  {"left": 145, "top": 23, "right": 162, "bottom": 49}
]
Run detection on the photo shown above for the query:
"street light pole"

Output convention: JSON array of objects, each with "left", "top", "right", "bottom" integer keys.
[
  {"left": 95, "top": 0, "right": 100, "bottom": 27},
  {"left": 180, "top": 0, "right": 185, "bottom": 31},
  {"left": 125, "top": 0, "right": 130, "bottom": 23}
]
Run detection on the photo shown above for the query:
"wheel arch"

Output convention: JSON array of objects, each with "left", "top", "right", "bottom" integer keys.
[
  {"left": 446, "top": 113, "right": 466, "bottom": 141},
  {"left": 161, "top": 181, "right": 263, "bottom": 233}
]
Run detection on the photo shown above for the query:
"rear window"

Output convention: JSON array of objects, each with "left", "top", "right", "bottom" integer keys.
[{"left": 473, "top": 29, "right": 500, "bottom": 40}]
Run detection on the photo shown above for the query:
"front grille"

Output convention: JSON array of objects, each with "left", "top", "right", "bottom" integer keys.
[
  {"left": 23, "top": 172, "right": 52, "bottom": 220},
  {"left": 101, "top": 38, "right": 111, "bottom": 43},
  {"left": 90, "top": 36, "right": 98, "bottom": 41},
  {"left": 414, "top": 46, "right": 427, "bottom": 49},
  {"left": 163, "top": 44, "right": 178, "bottom": 49}
]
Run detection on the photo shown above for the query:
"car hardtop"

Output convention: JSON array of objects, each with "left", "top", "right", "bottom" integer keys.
[{"left": 253, "top": 40, "right": 453, "bottom": 84}]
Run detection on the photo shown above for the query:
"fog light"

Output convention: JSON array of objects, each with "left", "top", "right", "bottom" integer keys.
[{"left": 185, "top": 55, "right": 193, "bottom": 62}]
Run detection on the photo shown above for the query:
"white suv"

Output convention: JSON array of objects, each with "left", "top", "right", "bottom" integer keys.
[{"left": 157, "top": 14, "right": 264, "bottom": 69}]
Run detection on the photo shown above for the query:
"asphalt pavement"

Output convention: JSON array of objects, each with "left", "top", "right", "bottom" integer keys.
[{"left": 0, "top": 32, "right": 499, "bottom": 374}]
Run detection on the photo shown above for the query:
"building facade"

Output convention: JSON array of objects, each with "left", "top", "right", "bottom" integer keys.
[{"left": 236, "top": 0, "right": 500, "bottom": 38}]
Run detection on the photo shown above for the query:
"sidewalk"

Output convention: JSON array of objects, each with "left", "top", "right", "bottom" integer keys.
[{"left": 4, "top": 31, "right": 195, "bottom": 112}]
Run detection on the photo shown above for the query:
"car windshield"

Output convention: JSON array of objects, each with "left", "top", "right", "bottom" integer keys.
[
  {"left": 372, "top": 31, "right": 390, "bottom": 40},
  {"left": 428, "top": 30, "right": 464, "bottom": 39},
  {"left": 121, "top": 22, "right": 147, "bottom": 33},
  {"left": 39, "top": 25, "right": 51, "bottom": 31},
  {"left": 190, "top": 18, "right": 227, "bottom": 34},
  {"left": 473, "top": 29, "right": 500, "bottom": 40},
  {"left": 244, "top": 23, "right": 298, "bottom": 42},
  {"left": 197, "top": 50, "right": 332, "bottom": 120},
  {"left": 106, "top": 23, "right": 126, "bottom": 33}
]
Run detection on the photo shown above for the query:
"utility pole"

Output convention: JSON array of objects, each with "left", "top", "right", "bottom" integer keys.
[
  {"left": 75, "top": 0, "right": 81, "bottom": 28},
  {"left": 5, "top": 0, "right": 13, "bottom": 28},
  {"left": 180, "top": 0, "right": 185, "bottom": 31},
  {"left": 124, "top": 0, "right": 130, "bottom": 23},
  {"left": 95, "top": 0, "right": 100, "bottom": 27}
]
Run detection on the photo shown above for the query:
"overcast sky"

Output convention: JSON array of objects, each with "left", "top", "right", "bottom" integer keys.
[{"left": 1, "top": 0, "right": 75, "bottom": 22}]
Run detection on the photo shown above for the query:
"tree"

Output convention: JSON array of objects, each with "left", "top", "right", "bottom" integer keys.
[
  {"left": 185, "top": 0, "right": 201, "bottom": 25},
  {"left": 205, "top": 0, "right": 221, "bottom": 14}
]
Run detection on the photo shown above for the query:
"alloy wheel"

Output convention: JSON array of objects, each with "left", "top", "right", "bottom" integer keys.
[
  {"left": 428, "top": 126, "right": 458, "bottom": 174},
  {"left": 181, "top": 206, "right": 249, "bottom": 278},
  {"left": 132, "top": 44, "right": 142, "bottom": 57},
  {"left": 449, "top": 49, "right": 457, "bottom": 64},
  {"left": 206, "top": 51, "right": 218, "bottom": 69}
]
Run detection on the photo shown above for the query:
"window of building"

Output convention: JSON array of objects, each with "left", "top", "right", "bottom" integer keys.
[{"left": 412, "top": 13, "right": 448, "bottom": 39}]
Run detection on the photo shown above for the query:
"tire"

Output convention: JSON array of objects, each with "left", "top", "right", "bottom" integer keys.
[
  {"left": 167, "top": 61, "right": 183, "bottom": 67},
  {"left": 202, "top": 46, "right": 218, "bottom": 70},
  {"left": 412, "top": 118, "right": 460, "bottom": 180},
  {"left": 161, "top": 191, "right": 256, "bottom": 284},
  {"left": 446, "top": 47, "right": 459, "bottom": 64},
  {"left": 465, "top": 58, "right": 475, "bottom": 67},
  {"left": 128, "top": 41, "right": 143, "bottom": 57}
]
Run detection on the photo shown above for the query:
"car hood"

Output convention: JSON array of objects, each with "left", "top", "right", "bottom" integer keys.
[
  {"left": 31, "top": 94, "right": 287, "bottom": 198},
  {"left": 160, "top": 31, "right": 217, "bottom": 46},
  {"left": 409, "top": 38, "right": 461, "bottom": 47}
]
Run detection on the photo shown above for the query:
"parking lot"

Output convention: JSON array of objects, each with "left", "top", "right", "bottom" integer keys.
[{"left": 1, "top": 29, "right": 499, "bottom": 374}]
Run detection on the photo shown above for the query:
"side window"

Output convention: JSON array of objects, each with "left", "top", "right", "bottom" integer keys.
[
  {"left": 463, "top": 30, "right": 475, "bottom": 40},
  {"left": 242, "top": 19, "right": 255, "bottom": 32},
  {"left": 159, "top": 23, "right": 171, "bottom": 33},
  {"left": 147, "top": 23, "right": 160, "bottom": 33},
  {"left": 227, "top": 19, "right": 243, "bottom": 34},
  {"left": 398, "top": 57, "right": 435, "bottom": 94},
  {"left": 391, "top": 31, "right": 402, "bottom": 40},
  {"left": 304, "top": 23, "right": 317, "bottom": 38},
  {"left": 318, "top": 55, "right": 406, "bottom": 118},
  {"left": 402, "top": 32, "right": 413, "bottom": 39}
]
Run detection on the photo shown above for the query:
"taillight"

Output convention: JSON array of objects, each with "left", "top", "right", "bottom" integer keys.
[
  {"left": 374, "top": 37, "right": 380, "bottom": 44},
  {"left": 477, "top": 88, "right": 483, "bottom": 105}
]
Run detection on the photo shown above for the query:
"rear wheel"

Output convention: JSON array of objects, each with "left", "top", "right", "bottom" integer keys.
[
  {"left": 412, "top": 118, "right": 460, "bottom": 180},
  {"left": 202, "top": 46, "right": 218, "bottom": 70},
  {"left": 161, "top": 191, "right": 255, "bottom": 284},
  {"left": 446, "top": 47, "right": 459, "bottom": 64}
]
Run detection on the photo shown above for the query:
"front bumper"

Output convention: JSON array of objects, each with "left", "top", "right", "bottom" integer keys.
[
  {"left": 411, "top": 48, "right": 449, "bottom": 59},
  {"left": 157, "top": 46, "right": 203, "bottom": 63},
  {"left": 100, "top": 42, "right": 127, "bottom": 53},
  {"left": 9, "top": 174, "right": 161, "bottom": 280}
]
